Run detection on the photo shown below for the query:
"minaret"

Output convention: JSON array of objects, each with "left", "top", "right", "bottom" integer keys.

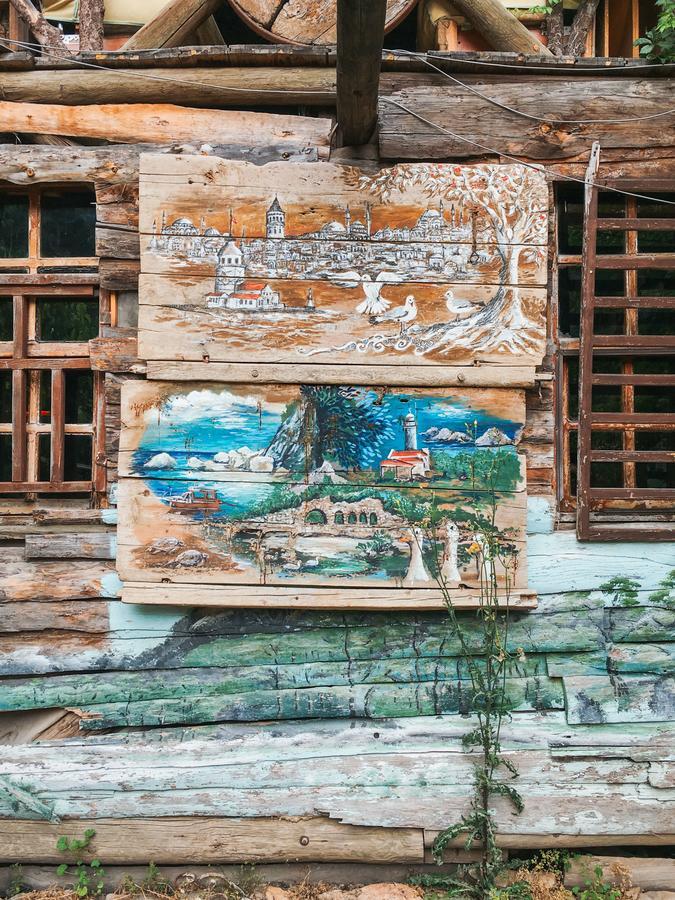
[
  {"left": 365, "top": 203, "right": 372, "bottom": 237},
  {"left": 345, "top": 203, "right": 351, "bottom": 236},
  {"left": 403, "top": 412, "right": 418, "bottom": 451}
]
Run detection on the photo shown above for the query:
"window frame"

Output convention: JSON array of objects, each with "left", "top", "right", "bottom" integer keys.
[{"left": 0, "top": 184, "right": 106, "bottom": 498}]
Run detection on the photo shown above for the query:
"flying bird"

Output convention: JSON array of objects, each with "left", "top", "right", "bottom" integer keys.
[
  {"left": 444, "top": 289, "right": 480, "bottom": 322},
  {"left": 356, "top": 272, "right": 398, "bottom": 316},
  {"left": 370, "top": 294, "right": 417, "bottom": 333}
]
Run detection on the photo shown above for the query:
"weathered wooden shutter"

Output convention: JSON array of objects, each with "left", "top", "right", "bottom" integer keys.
[
  {"left": 119, "top": 154, "right": 548, "bottom": 608},
  {"left": 577, "top": 144, "right": 675, "bottom": 541}
]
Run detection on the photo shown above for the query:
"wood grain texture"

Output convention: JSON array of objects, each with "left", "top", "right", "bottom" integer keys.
[
  {"left": 122, "top": 0, "right": 225, "bottom": 50},
  {"left": 379, "top": 78, "right": 675, "bottom": 160},
  {"left": 0, "top": 103, "right": 332, "bottom": 154}
]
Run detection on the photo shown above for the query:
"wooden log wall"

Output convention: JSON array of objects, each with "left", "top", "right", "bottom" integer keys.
[{"left": 0, "top": 51, "right": 674, "bottom": 866}]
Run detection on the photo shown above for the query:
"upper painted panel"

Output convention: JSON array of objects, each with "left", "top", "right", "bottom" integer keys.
[{"left": 138, "top": 155, "right": 548, "bottom": 379}]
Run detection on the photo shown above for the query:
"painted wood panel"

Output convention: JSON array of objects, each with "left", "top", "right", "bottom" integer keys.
[
  {"left": 118, "top": 380, "right": 531, "bottom": 605},
  {"left": 137, "top": 155, "right": 548, "bottom": 381}
]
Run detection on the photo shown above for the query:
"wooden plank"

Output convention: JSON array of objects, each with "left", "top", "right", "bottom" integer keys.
[
  {"left": 145, "top": 360, "right": 539, "bottom": 388},
  {"left": 378, "top": 78, "right": 675, "bottom": 160},
  {"left": 0, "top": 103, "right": 332, "bottom": 154},
  {"left": 122, "top": 0, "right": 225, "bottom": 50},
  {"left": 24, "top": 533, "right": 116, "bottom": 560},
  {"left": 566, "top": 856, "right": 675, "bottom": 892},
  {"left": 0, "top": 552, "right": 118, "bottom": 601},
  {"left": 0, "top": 818, "right": 425, "bottom": 865},
  {"left": 122, "top": 583, "right": 537, "bottom": 610},
  {"left": 446, "top": 0, "right": 552, "bottom": 55},
  {"left": 138, "top": 155, "right": 547, "bottom": 372},
  {"left": 0, "top": 67, "right": 337, "bottom": 107},
  {"left": 336, "top": 0, "right": 387, "bottom": 146},
  {"left": 0, "top": 601, "right": 109, "bottom": 634},
  {"left": 50, "top": 369, "right": 65, "bottom": 483},
  {"left": 564, "top": 675, "right": 675, "bottom": 724}
]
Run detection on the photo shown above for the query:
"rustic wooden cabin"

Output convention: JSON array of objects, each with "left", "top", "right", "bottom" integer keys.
[{"left": 0, "top": 0, "right": 673, "bottom": 891}]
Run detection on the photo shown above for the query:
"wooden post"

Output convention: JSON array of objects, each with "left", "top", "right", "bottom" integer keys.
[
  {"left": 336, "top": 0, "right": 387, "bottom": 147},
  {"left": 446, "top": 0, "right": 553, "bottom": 56},
  {"left": 78, "top": 0, "right": 105, "bottom": 52},
  {"left": 545, "top": 1, "right": 564, "bottom": 55},
  {"left": 566, "top": 0, "right": 600, "bottom": 57},
  {"left": 8, "top": 0, "right": 69, "bottom": 53},
  {"left": 122, "top": 0, "right": 224, "bottom": 50}
]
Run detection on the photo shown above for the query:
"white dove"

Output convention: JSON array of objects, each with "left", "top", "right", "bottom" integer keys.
[
  {"left": 444, "top": 289, "right": 480, "bottom": 322},
  {"left": 370, "top": 294, "right": 417, "bottom": 333},
  {"left": 355, "top": 272, "right": 398, "bottom": 316}
]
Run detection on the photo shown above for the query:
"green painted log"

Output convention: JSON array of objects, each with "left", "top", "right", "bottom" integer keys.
[
  {"left": 609, "top": 607, "right": 675, "bottom": 644},
  {"left": 0, "top": 654, "right": 551, "bottom": 712},
  {"left": 564, "top": 675, "right": 675, "bottom": 725},
  {"left": 75, "top": 677, "right": 565, "bottom": 730}
]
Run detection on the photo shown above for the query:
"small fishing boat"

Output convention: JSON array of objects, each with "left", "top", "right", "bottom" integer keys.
[{"left": 169, "top": 488, "right": 221, "bottom": 512}]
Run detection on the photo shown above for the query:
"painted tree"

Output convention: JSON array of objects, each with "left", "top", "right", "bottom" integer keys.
[{"left": 358, "top": 164, "right": 547, "bottom": 356}]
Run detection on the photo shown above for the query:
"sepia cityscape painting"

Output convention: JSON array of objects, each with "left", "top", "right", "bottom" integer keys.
[
  {"left": 118, "top": 381, "right": 528, "bottom": 599},
  {"left": 138, "top": 157, "right": 548, "bottom": 372}
]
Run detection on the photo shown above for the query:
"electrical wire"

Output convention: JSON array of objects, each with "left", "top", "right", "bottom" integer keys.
[
  {"left": 389, "top": 48, "right": 675, "bottom": 125},
  {"left": 380, "top": 95, "right": 675, "bottom": 206},
  {"left": 2, "top": 35, "right": 675, "bottom": 206}
]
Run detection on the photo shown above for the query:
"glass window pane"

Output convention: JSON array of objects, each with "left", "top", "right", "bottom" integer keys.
[
  {"left": 590, "top": 461, "right": 623, "bottom": 487},
  {"left": 593, "top": 308, "right": 625, "bottom": 335},
  {"left": 0, "top": 434, "right": 11, "bottom": 481},
  {"left": 592, "top": 356, "right": 623, "bottom": 374},
  {"left": 595, "top": 269, "right": 625, "bottom": 296},
  {"left": 569, "top": 430, "right": 578, "bottom": 495},
  {"left": 557, "top": 184, "right": 584, "bottom": 254},
  {"left": 558, "top": 266, "right": 581, "bottom": 337},
  {"left": 591, "top": 431, "right": 623, "bottom": 450},
  {"left": 638, "top": 269, "right": 675, "bottom": 296},
  {"left": 635, "top": 463, "right": 674, "bottom": 489},
  {"left": 633, "top": 357, "right": 675, "bottom": 375},
  {"left": 39, "top": 372, "right": 51, "bottom": 425},
  {"left": 40, "top": 189, "right": 96, "bottom": 258},
  {"left": 0, "top": 371, "right": 11, "bottom": 422},
  {"left": 637, "top": 192, "right": 675, "bottom": 219},
  {"left": 0, "top": 194, "right": 29, "bottom": 258},
  {"left": 638, "top": 309, "right": 675, "bottom": 335},
  {"left": 634, "top": 386, "right": 675, "bottom": 414},
  {"left": 637, "top": 192, "right": 675, "bottom": 252},
  {"left": 592, "top": 386, "right": 622, "bottom": 413},
  {"left": 566, "top": 356, "right": 579, "bottom": 420},
  {"left": 36, "top": 297, "right": 98, "bottom": 342},
  {"left": 65, "top": 371, "right": 93, "bottom": 424},
  {"left": 636, "top": 431, "right": 675, "bottom": 451},
  {"left": 0, "top": 296, "right": 13, "bottom": 341},
  {"left": 596, "top": 229, "right": 625, "bottom": 255},
  {"left": 64, "top": 434, "right": 92, "bottom": 481},
  {"left": 39, "top": 433, "right": 51, "bottom": 482},
  {"left": 598, "top": 192, "right": 625, "bottom": 219}
]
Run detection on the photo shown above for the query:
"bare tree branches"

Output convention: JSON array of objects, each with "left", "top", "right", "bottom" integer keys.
[
  {"left": 8, "top": 0, "right": 69, "bottom": 54},
  {"left": 78, "top": 0, "right": 105, "bottom": 52}
]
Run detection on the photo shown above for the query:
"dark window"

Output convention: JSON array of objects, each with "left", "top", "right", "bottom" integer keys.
[{"left": 40, "top": 190, "right": 96, "bottom": 259}]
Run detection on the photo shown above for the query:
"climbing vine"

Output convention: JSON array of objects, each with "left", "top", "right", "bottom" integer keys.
[{"left": 418, "top": 460, "right": 528, "bottom": 898}]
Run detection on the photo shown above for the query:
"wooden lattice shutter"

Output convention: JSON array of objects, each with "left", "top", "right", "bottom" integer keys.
[{"left": 577, "top": 143, "right": 675, "bottom": 541}]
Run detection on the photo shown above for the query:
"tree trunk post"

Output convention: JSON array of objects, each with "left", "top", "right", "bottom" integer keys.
[
  {"left": 566, "top": 0, "right": 600, "bottom": 57},
  {"left": 336, "top": 0, "right": 387, "bottom": 147},
  {"left": 78, "top": 0, "right": 105, "bottom": 52},
  {"left": 447, "top": 0, "right": 554, "bottom": 56},
  {"left": 8, "top": 0, "right": 69, "bottom": 54},
  {"left": 545, "top": 1, "right": 565, "bottom": 56}
]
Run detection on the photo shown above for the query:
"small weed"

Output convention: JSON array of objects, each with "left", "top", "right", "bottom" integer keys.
[
  {"left": 55, "top": 829, "right": 105, "bottom": 898},
  {"left": 8, "top": 864, "right": 25, "bottom": 897}
]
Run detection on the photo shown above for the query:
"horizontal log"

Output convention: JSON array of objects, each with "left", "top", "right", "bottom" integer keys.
[
  {"left": 0, "top": 818, "right": 424, "bottom": 865},
  {"left": 99, "top": 258, "right": 140, "bottom": 290},
  {"left": 0, "top": 601, "right": 109, "bottom": 634},
  {"left": 89, "top": 335, "right": 142, "bottom": 373},
  {"left": 0, "top": 103, "right": 332, "bottom": 154},
  {"left": 24, "top": 533, "right": 116, "bottom": 560},
  {"left": 0, "top": 552, "right": 117, "bottom": 601},
  {"left": 565, "top": 856, "right": 675, "bottom": 891},
  {"left": 378, "top": 78, "right": 675, "bottom": 160},
  {"left": 0, "top": 67, "right": 337, "bottom": 107}
]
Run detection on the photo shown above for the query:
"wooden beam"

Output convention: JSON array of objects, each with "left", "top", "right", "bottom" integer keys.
[
  {"left": 336, "top": 0, "right": 387, "bottom": 146},
  {"left": 122, "top": 0, "right": 224, "bottom": 50},
  {"left": 445, "top": 0, "right": 553, "bottom": 56},
  {"left": 0, "top": 67, "right": 337, "bottom": 107},
  {"left": 0, "top": 101, "right": 332, "bottom": 154},
  {"left": 0, "top": 818, "right": 425, "bottom": 865},
  {"left": 8, "top": 0, "right": 69, "bottom": 53}
]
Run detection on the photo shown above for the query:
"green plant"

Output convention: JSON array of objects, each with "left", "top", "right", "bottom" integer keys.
[
  {"left": 635, "top": 0, "right": 675, "bottom": 60},
  {"left": 7, "top": 864, "right": 25, "bottom": 897},
  {"left": 571, "top": 864, "right": 623, "bottom": 900},
  {"left": 419, "top": 457, "right": 527, "bottom": 898},
  {"left": 55, "top": 829, "right": 105, "bottom": 897}
]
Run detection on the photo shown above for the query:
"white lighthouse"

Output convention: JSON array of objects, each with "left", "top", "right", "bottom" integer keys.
[{"left": 403, "top": 411, "right": 418, "bottom": 450}]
